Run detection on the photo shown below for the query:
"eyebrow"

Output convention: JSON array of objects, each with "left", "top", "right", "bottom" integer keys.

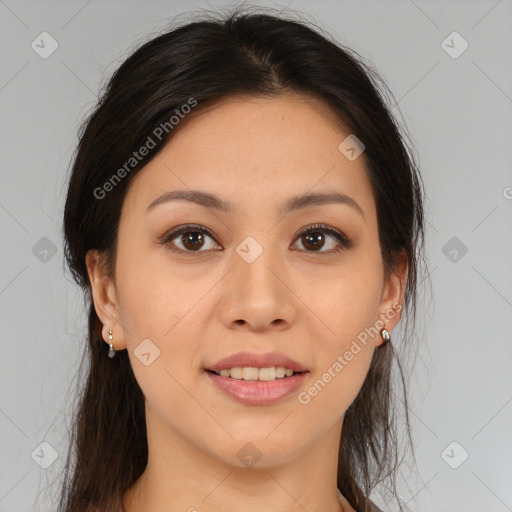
[{"left": 146, "top": 189, "right": 365, "bottom": 219}]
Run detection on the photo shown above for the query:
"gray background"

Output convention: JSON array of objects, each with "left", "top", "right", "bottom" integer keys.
[{"left": 1, "top": 0, "right": 511, "bottom": 511}]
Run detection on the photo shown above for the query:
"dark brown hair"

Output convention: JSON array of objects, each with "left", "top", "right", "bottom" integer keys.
[{"left": 59, "top": 6, "right": 427, "bottom": 512}]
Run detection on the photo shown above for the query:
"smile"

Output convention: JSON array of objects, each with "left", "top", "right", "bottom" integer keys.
[{"left": 205, "top": 369, "right": 309, "bottom": 405}]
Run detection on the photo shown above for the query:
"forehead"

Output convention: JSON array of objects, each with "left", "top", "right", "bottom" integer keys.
[{"left": 123, "top": 94, "right": 375, "bottom": 220}]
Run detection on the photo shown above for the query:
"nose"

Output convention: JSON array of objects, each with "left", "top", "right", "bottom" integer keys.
[{"left": 218, "top": 237, "right": 297, "bottom": 333}]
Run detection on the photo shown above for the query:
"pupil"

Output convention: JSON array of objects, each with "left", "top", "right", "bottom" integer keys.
[
  {"left": 304, "top": 232, "right": 324, "bottom": 251},
  {"left": 183, "top": 232, "right": 204, "bottom": 250}
]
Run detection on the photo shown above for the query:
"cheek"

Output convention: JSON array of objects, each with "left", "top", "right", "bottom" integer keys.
[
  {"left": 114, "top": 236, "right": 213, "bottom": 368},
  {"left": 316, "top": 250, "right": 384, "bottom": 344},
  {"left": 115, "top": 251, "right": 205, "bottom": 418},
  {"left": 300, "top": 354, "right": 373, "bottom": 419},
  {"left": 114, "top": 236, "right": 200, "bottom": 336},
  {"left": 303, "top": 255, "right": 382, "bottom": 411}
]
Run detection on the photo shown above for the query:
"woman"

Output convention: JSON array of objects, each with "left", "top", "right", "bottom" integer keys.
[{"left": 60, "top": 7, "right": 426, "bottom": 512}]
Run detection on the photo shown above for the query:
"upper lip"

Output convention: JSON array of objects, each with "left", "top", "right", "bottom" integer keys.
[{"left": 206, "top": 352, "right": 309, "bottom": 372}]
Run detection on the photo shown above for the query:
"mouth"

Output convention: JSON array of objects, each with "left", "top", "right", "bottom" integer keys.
[
  {"left": 204, "top": 368, "right": 309, "bottom": 405},
  {"left": 205, "top": 366, "right": 307, "bottom": 382},
  {"left": 203, "top": 351, "right": 309, "bottom": 404}
]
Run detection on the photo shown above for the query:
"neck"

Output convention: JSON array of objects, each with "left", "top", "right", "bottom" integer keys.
[{"left": 122, "top": 410, "right": 348, "bottom": 512}]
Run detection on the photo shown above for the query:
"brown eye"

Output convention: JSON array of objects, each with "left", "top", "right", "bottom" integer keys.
[
  {"left": 293, "top": 224, "right": 352, "bottom": 254},
  {"left": 179, "top": 231, "right": 206, "bottom": 251},
  {"left": 301, "top": 232, "right": 326, "bottom": 251},
  {"left": 162, "top": 224, "right": 220, "bottom": 254}
]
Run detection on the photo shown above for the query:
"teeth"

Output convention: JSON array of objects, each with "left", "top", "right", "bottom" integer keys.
[
  {"left": 229, "top": 367, "right": 243, "bottom": 379},
  {"left": 243, "top": 367, "right": 260, "bottom": 380},
  {"left": 257, "top": 367, "right": 275, "bottom": 381},
  {"left": 214, "top": 366, "right": 299, "bottom": 381}
]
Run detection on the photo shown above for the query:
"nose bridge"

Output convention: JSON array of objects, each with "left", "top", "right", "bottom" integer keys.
[
  {"left": 219, "top": 230, "right": 295, "bottom": 330},
  {"left": 233, "top": 231, "right": 281, "bottom": 293}
]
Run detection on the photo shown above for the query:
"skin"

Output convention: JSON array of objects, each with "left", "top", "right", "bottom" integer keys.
[{"left": 86, "top": 93, "right": 407, "bottom": 512}]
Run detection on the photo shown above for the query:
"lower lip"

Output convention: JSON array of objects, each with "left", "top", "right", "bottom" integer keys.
[{"left": 205, "top": 371, "right": 308, "bottom": 405}]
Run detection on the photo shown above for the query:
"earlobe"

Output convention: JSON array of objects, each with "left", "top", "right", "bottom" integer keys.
[{"left": 85, "top": 249, "right": 126, "bottom": 350}]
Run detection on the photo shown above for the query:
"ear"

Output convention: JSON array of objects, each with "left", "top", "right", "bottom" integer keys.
[
  {"left": 85, "top": 249, "right": 127, "bottom": 351},
  {"left": 375, "top": 251, "right": 408, "bottom": 347}
]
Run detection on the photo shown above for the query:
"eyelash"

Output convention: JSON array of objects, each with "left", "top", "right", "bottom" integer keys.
[{"left": 160, "top": 223, "right": 352, "bottom": 256}]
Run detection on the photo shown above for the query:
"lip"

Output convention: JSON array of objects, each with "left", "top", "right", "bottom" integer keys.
[
  {"left": 205, "top": 371, "right": 308, "bottom": 405},
  {"left": 205, "top": 351, "right": 308, "bottom": 373}
]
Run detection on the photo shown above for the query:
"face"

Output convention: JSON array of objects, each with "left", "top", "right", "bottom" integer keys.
[{"left": 87, "top": 94, "right": 406, "bottom": 468}]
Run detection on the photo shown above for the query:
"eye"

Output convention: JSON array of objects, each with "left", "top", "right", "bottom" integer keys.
[
  {"left": 161, "top": 224, "right": 220, "bottom": 254},
  {"left": 161, "top": 223, "right": 352, "bottom": 255},
  {"left": 292, "top": 223, "right": 352, "bottom": 254}
]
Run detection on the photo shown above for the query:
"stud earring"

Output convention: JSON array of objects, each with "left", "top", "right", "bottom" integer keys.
[
  {"left": 380, "top": 328, "right": 391, "bottom": 347},
  {"left": 108, "top": 329, "right": 116, "bottom": 358}
]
